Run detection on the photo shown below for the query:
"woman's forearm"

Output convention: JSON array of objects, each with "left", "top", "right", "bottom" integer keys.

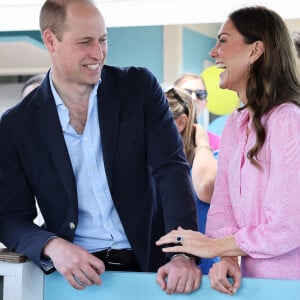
[
  {"left": 214, "top": 236, "right": 246, "bottom": 257},
  {"left": 192, "top": 145, "right": 217, "bottom": 203},
  {"left": 156, "top": 229, "right": 247, "bottom": 259}
]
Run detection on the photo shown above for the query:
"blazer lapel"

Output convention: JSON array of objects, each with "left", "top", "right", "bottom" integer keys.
[
  {"left": 33, "top": 78, "right": 77, "bottom": 204},
  {"left": 97, "top": 67, "right": 120, "bottom": 190}
]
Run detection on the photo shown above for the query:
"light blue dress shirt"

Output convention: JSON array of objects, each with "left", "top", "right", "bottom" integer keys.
[{"left": 49, "top": 74, "right": 131, "bottom": 252}]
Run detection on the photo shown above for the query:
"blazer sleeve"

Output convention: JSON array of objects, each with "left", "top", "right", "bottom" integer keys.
[
  {"left": 141, "top": 68, "right": 198, "bottom": 233},
  {"left": 0, "top": 107, "right": 55, "bottom": 268}
]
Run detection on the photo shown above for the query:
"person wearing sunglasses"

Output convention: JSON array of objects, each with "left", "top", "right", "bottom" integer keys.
[
  {"left": 164, "top": 86, "right": 219, "bottom": 275},
  {"left": 174, "top": 74, "right": 207, "bottom": 119},
  {"left": 174, "top": 73, "right": 220, "bottom": 156},
  {"left": 173, "top": 74, "right": 220, "bottom": 272}
]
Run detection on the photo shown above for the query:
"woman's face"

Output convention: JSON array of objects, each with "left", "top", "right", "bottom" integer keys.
[
  {"left": 177, "top": 78, "right": 207, "bottom": 120},
  {"left": 209, "top": 19, "right": 258, "bottom": 102}
]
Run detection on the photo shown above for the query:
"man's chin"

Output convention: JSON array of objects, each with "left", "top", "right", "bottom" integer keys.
[{"left": 86, "top": 74, "right": 102, "bottom": 85}]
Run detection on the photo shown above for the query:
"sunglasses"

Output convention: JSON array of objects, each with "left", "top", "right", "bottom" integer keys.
[{"left": 183, "top": 89, "right": 208, "bottom": 100}]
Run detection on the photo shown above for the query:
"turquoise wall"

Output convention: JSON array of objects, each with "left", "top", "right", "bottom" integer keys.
[
  {"left": 44, "top": 271, "right": 300, "bottom": 300},
  {"left": 0, "top": 31, "right": 43, "bottom": 43},
  {"left": 0, "top": 26, "right": 216, "bottom": 83},
  {"left": 183, "top": 27, "right": 216, "bottom": 75},
  {"left": 106, "top": 26, "right": 163, "bottom": 82}
]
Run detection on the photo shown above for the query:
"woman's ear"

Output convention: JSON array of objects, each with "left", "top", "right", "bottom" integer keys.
[
  {"left": 250, "top": 40, "right": 264, "bottom": 63},
  {"left": 175, "top": 114, "right": 188, "bottom": 134}
]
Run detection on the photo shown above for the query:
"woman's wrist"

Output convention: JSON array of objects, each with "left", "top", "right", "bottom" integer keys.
[
  {"left": 195, "top": 145, "right": 212, "bottom": 153},
  {"left": 214, "top": 236, "right": 244, "bottom": 257}
]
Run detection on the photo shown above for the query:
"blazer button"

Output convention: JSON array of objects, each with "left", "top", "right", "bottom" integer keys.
[{"left": 69, "top": 222, "right": 76, "bottom": 230}]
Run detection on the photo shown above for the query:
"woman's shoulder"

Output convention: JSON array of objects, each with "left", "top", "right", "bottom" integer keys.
[
  {"left": 274, "top": 102, "right": 300, "bottom": 113},
  {"left": 266, "top": 102, "right": 300, "bottom": 123}
]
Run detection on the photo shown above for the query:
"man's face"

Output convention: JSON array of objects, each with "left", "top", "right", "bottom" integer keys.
[{"left": 49, "top": 2, "right": 108, "bottom": 87}]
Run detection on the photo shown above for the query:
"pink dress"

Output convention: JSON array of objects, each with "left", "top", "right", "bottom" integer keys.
[
  {"left": 208, "top": 131, "right": 220, "bottom": 151},
  {"left": 206, "top": 103, "right": 300, "bottom": 279}
]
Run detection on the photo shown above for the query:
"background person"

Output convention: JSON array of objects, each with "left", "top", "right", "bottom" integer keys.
[
  {"left": 0, "top": 0, "right": 201, "bottom": 293},
  {"left": 157, "top": 5, "right": 300, "bottom": 295},
  {"left": 174, "top": 73, "right": 220, "bottom": 156},
  {"left": 292, "top": 31, "right": 300, "bottom": 59},
  {"left": 21, "top": 74, "right": 45, "bottom": 98},
  {"left": 165, "top": 86, "right": 218, "bottom": 274}
]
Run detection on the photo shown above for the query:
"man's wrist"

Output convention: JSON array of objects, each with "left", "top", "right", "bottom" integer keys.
[
  {"left": 171, "top": 253, "right": 200, "bottom": 264},
  {"left": 171, "top": 253, "right": 192, "bottom": 261}
]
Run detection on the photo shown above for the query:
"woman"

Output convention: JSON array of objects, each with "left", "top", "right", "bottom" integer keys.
[
  {"left": 165, "top": 86, "right": 218, "bottom": 274},
  {"left": 157, "top": 6, "right": 300, "bottom": 295},
  {"left": 174, "top": 73, "right": 220, "bottom": 157}
]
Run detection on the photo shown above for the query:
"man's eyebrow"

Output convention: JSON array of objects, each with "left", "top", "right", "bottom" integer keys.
[{"left": 76, "top": 33, "right": 107, "bottom": 40}]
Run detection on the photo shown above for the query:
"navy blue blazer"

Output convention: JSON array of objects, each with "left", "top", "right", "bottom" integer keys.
[{"left": 0, "top": 66, "right": 197, "bottom": 272}]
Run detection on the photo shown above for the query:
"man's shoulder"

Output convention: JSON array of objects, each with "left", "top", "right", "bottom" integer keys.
[
  {"left": 102, "top": 65, "right": 154, "bottom": 79},
  {"left": 101, "top": 65, "right": 160, "bottom": 96}
]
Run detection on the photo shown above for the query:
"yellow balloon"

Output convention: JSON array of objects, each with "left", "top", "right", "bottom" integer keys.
[{"left": 201, "top": 65, "right": 240, "bottom": 115}]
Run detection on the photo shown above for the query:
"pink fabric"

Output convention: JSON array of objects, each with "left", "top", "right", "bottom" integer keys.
[
  {"left": 208, "top": 131, "right": 220, "bottom": 151},
  {"left": 206, "top": 103, "right": 300, "bottom": 279}
]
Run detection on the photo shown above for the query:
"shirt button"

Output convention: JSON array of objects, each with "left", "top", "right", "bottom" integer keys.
[{"left": 69, "top": 222, "right": 76, "bottom": 230}]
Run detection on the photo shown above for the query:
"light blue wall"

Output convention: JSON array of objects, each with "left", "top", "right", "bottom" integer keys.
[
  {"left": 44, "top": 271, "right": 300, "bottom": 300},
  {"left": 183, "top": 27, "right": 216, "bottom": 75},
  {"left": 0, "top": 26, "right": 216, "bottom": 83},
  {"left": 106, "top": 26, "right": 163, "bottom": 82}
]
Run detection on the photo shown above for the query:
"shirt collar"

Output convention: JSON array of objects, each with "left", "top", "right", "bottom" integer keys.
[
  {"left": 49, "top": 70, "right": 101, "bottom": 108},
  {"left": 49, "top": 71, "right": 101, "bottom": 131}
]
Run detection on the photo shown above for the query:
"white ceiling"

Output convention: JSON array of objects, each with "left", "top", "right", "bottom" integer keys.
[
  {"left": 0, "top": 0, "right": 300, "bottom": 76},
  {"left": 1, "top": 0, "right": 300, "bottom": 30}
]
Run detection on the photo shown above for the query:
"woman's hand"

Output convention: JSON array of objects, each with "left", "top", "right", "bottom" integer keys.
[
  {"left": 194, "top": 123, "right": 210, "bottom": 147},
  {"left": 156, "top": 227, "right": 218, "bottom": 258},
  {"left": 156, "top": 227, "right": 245, "bottom": 258},
  {"left": 208, "top": 256, "right": 241, "bottom": 295}
]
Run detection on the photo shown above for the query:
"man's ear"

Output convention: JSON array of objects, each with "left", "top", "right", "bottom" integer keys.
[
  {"left": 250, "top": 40, "right": 264, "bottom": 63},
  {"left": 43, "top": 29, "right": 57, "bottom": 53},
  {"left": 175, "top": 114, "right": 188, "bottom": 134}
]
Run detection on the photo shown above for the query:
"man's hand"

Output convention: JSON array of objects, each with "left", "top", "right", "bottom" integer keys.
[
  {"left": 208, "top": 256, "right": 241, "bottom": 295},
  {"left": 43, "top": 237, "right": 105, "bottom": 290},
  {"left": 156, "top": 255, "right": 202, "bottom": 294}
]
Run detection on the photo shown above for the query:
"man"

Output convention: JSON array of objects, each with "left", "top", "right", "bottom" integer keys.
[{"left": 0, "top": 0, "right": 201, "bottom": 294}]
